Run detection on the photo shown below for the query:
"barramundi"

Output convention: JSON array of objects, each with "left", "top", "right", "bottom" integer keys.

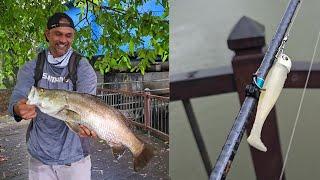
[{"left": 26, "top": 86, "right": 154, "bottom": 171}]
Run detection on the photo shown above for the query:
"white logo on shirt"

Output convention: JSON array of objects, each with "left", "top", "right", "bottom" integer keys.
[{"left": 42, "top": 73, "right": 64, "bottom": 83}]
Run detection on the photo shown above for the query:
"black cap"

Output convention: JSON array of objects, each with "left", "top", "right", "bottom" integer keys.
[{"left": 47, "top": 12, "right": 75, "bottom": 30}]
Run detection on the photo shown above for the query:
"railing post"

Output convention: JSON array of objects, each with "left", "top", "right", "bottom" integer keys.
[
  {"left": 228, "top": 16, "right": 285, "bottom": 180},
  {"left": 144, "top": 88, "right": 151, "bottom": 134}
]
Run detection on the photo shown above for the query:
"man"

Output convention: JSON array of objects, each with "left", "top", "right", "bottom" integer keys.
[{"left": 8, "top": 12, "right": 97, "bottom": 180}]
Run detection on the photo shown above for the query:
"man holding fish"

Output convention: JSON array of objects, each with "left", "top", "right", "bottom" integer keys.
[
  {"left": 8, "top": 12, "right": 97, "bottom": 180},
  {"left": 8, "top": 11, "right": 153, "bottom": 180}
]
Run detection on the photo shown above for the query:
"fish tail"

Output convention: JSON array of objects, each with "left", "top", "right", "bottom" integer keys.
[{"left": 133, "top": 143, "right": 154, "bottom": 172}]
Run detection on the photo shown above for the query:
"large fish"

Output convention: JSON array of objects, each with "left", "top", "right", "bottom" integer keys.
[{"left": 26, "top": 86, "right": 154, "bottom": 171}]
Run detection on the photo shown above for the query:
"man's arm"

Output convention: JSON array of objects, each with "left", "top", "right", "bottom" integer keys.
[
  {"left": 76, "top": 58, "right": 97, "bottom": 95},
  {"left": 8, "top": 60, "right": 37, "bottom": 122}
]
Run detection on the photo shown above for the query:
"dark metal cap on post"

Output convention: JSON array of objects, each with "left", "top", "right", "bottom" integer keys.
[{"left": 228, "top": 16, "right": 265, "bottom": 55}]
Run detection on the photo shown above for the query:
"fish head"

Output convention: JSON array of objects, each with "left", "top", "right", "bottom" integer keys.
[{"left": 27, "top": 86, "right": 67, "bottom": 114}]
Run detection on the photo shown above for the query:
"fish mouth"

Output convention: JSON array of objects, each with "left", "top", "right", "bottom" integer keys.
[{"left": 27, "top": 86, "right": 39, "bottom": 105}]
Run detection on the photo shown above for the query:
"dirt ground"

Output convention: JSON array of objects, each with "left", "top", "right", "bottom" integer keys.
[{"left": 0, "top": 89, "right": 11, "bottom": 116}]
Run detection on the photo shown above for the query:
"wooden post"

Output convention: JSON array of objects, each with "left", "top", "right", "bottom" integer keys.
[{"left": 228, "top": 16, "right": 285, "bottom": 180}]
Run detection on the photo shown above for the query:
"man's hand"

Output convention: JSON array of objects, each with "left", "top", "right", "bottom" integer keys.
[
  {"left": 14, "top": 99, "right": 37, "bottom": 120},
  {"left": 78, "top": 125, "right": 97, "bottom": 138}
]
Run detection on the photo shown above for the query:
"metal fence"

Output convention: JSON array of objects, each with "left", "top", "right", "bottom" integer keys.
[
  {"left": 97, "top": 88, "right": 169, "bottom": 141},
  {"left": 97, "top": 78, "right": 169, "bottom": 95}
]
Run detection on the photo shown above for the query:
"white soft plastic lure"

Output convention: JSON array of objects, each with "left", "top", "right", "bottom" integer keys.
[{"left": 247, "top": 53, "right": 291, "bottom": 152}]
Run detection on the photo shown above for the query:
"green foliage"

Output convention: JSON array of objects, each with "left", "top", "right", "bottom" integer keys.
[
  {"left": 0, "top": 0, "right": 169, "bottom": 88},
  {"left": 0, "top": 0, "right": 67, "bottom": 88}
]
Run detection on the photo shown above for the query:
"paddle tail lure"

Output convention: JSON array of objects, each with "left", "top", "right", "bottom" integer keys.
[{"left": 247, "top": 53, "right": 292, "bottom": 152}]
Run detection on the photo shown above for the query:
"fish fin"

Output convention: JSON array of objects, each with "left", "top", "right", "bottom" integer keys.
[
  {"left": 55, "top": 109, "right": 81, "bottom": 122},
  {"left": 64, "top": 109, "right": 81, "bottom": 133},
  {"left": 65, "top": 121, "right": 81, "bottom": 134},
  {"left": 65, "top": 109, "right": 81, "bottom": 121},
  {"left": 133, "top": 143, "right": 154, "bottom": 172},
  {"left": 111, "top": 145, "right": 126, "bottom": 160}
]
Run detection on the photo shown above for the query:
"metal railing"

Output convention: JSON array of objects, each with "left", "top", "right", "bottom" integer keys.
[
  {"left": 97, "top": 88, "right": 169, "bottom": 141},
  {"left": 97, "top": 79, "right": 169, "bottom": 94},
  {"left": 170, "top": 61, "right": 320, "bottom": 179}
]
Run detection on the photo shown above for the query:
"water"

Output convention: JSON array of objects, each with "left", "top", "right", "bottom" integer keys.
[{"left": 170, "top": 0, "right": 320, "bottom": 179}]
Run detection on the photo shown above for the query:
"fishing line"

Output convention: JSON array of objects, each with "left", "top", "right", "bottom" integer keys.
[{"left": 279, "top": 29, "right": 320, "bottom": 180}]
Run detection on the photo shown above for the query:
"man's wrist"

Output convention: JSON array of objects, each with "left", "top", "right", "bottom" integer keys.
[{"left": 13, "top": 104, "right": 22, "bottom": 122}]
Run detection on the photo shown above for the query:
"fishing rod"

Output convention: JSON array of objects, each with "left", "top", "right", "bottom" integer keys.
[{"left": 210, "top": 0, "right": 301, "bottom": 179}]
